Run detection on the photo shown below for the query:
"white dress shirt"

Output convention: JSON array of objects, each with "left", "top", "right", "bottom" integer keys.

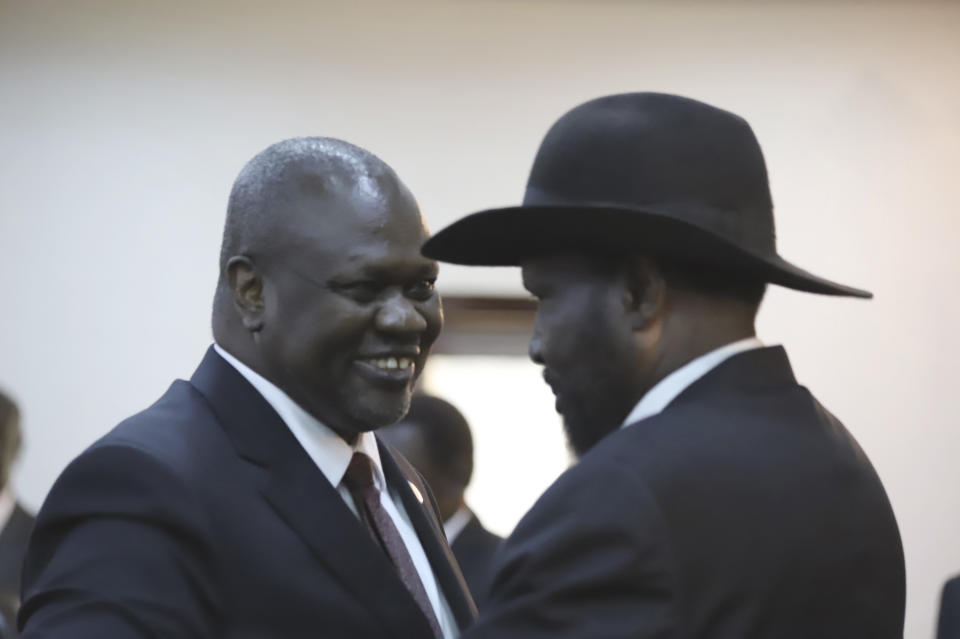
[
  {"left": 214, "top": 345, "right": 459, "bottom": 638},
  {"left": 0, "top": 486, "right": 15, "bottom": 531},
  {"left": 621, "top": 337, "right": 765, "bottom": 428},
  {"left": 443, "top": 506, "right": 474, "bottom": 545}
]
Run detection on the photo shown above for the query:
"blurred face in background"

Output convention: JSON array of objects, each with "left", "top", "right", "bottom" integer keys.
[{"left": 0, "top": 396, "right": 20, "bottom": 489}]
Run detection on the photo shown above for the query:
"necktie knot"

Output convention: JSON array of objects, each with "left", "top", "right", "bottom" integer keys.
[{"left": 344, "top": 452, "right": 376, "bottom": 492}]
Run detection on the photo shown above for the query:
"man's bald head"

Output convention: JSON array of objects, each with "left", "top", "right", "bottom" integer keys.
[{"left": 218, "top": 137, "right": 400, "bottom": 279}]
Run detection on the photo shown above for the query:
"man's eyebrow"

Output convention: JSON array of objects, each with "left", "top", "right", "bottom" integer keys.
[{"left": 336, "top": 262, "right": 439, "bottom": 279}]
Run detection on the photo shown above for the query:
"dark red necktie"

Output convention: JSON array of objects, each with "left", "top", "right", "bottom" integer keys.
[{"left": 342, "top": 452, "right": 444, "bottom": 638}]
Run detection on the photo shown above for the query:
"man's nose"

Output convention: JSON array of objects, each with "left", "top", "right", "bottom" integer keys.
[{"left": 375, "top": 293, "right": 428, "bottom": 333}]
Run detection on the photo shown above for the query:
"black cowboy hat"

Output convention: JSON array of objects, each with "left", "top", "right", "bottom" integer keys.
[{"left": 423, "top": 92, "right": 871, "bottom": 298}]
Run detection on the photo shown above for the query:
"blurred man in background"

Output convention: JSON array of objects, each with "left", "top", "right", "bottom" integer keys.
[
  {"left": 379, "top": 395, "right": 502, "bottom": 601},
  {"left": 0, "top": 390, "right": 33, "bottom": 639},
  {"left": 19, "top": 138, "right": 475, "bottom": 638},
  {"left": 939, "top": 574, "right": 960, "bottom": 639},
  {"left": 424, "top": 92, "right": 905, "bottom": 637}
]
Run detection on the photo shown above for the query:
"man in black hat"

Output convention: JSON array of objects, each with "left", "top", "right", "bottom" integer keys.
[{"left": 424, "top": 93, "right": 905, "bottom": 638}]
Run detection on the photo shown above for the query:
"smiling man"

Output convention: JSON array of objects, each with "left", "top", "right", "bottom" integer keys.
[
  {"left": 424, "top": 93, "right": 905, "bottom": 638},
  {"left": 19, "top": 138, "right": 476, "bottom": 638}
]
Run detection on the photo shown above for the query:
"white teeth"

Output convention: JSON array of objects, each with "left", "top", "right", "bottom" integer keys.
[{"left": 369, "top": 357, "right": 413, "bottom": 371}]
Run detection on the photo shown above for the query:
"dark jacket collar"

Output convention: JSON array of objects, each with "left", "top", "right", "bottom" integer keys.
[
  {"left": 666, "top": 345, "right": 797, "bottom": 412},
  {"left": 189, "top": 346, "right": 295, "bottom": 467}
]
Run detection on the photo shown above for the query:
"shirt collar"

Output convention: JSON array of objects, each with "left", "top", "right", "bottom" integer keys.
[
  {"left": 0, "top": 486, "right": 15, "bottom": 531},
  {"left": 621, "top": 337, "right": 765, "bottom": 428},
  {"left": 443, "top": 505, "right": 474, "bottom": 544},
  {"left": 213, "top": 343, "right": 386, "bottom": 492}
]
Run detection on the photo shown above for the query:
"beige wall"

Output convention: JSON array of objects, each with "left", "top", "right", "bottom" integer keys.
[{"left": 1, "top": 1, "right": 958, "bottom": 636}]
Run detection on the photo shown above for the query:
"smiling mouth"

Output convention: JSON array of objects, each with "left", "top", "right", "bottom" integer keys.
[
  {"left": 363, "top": 357, "right": 414, "bottom": 371},
  {"left": 354, "top": 356, "right": 418, "bottom": 388}
]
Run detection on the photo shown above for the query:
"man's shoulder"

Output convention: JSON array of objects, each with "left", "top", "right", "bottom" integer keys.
[
  {"left": 32, "top": 376, "right": 235, "bottom": 542},
  {"left": 944, "top": 575, "right": 960, "bottom": 598},
  {"left": 91, "top": 377, "right": 230, "bottom": 475},
  {"left": 32, "top": 376, "right": 238, "bottom": 527},
  {"left": 538, "top": 378, "right": 853, "bottom": 520}
]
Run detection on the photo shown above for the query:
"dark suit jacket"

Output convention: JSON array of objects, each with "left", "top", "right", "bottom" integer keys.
[
  {"left": 467, "top": 346, "right": 905, "bottom": 639},
  {"left": 0, "top": 503, "right": 34, "bottom": 638},
  {"left": 939, "top": 576, "right": 960, "bottom": 639},
  {"left": 450, "top": 513, "right": 502, "bottom": 603},
  {"left": 20, "top": 347, "right": 476, "bottom": 638}
]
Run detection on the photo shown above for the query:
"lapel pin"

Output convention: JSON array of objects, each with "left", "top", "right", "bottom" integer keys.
[{"left": 408, "top": 481, "right": 424, "bottom": 504}]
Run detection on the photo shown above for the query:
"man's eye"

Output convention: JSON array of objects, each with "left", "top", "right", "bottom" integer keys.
[
  {"left": 407, "top": 279, "right": 436, "bottom": 300},
  {"left": 337, "top": 281, "right": 381, "bottom": 302}
]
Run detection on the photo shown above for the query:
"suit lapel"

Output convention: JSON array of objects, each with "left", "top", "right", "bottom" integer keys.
[
  {"left": 379, "top": 439, "right": 479, "bottom": 628},
  {"left": 189, "top": 347, "right": 435, "bottom": 638}
]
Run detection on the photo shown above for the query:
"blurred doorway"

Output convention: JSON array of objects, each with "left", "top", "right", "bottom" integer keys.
[{"left": 420, "top": 297, "right": 572, "bottom": 537}]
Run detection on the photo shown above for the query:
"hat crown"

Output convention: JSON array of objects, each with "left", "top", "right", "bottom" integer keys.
[{"left": 524, "top": 92, "right": 776, "bottom": 253}]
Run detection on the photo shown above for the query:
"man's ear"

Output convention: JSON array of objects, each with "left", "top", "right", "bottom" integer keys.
[
  {"left": 622, "top": 256, "right": 666, "bottom": 331},
  {"left": 226, "top": 256, "right": 265, "bottom": 333}
]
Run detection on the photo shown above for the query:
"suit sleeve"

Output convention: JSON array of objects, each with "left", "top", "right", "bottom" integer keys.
[
  {"left": 465, "top": 459, "right": 678, "bottom": 639},
  {"left": 19, "top": 444, "right": 220, "bottom": 639}
]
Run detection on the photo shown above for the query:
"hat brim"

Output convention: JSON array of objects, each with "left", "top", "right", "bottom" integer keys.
[{"left": 422, "top": 205, "right": 873, "bottom": 299}]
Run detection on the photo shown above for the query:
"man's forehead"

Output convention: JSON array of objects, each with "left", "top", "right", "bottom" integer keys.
[
  {"left": 522, "top": 252, "right": 588, "bottom": 276},
  {"left": 522, "top": 251, "right": 619, "bottom": 286},
  {"left": 286, "top": 204, "right": 427, "bottom": 250},
  {"left": 275, "top": 216, "right": 437, "bottom": 280},
  {"left": 243, "top": 149, "right": 426, "bottom": 264},
  {"left": 274, "top": 170, "right": 421, "bottom": 237},
  {"left": 282, "top": 160, "right": 389, "bottom": 209}
]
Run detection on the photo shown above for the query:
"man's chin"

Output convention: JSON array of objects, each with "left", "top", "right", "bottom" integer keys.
[
  {"left": 562, "top": 413, "right": 621, "bottom": 458},
  {"left": 295, "top": 386, "right": 412, "bottom": 441},
  {"left": 325, "top": 404, "right": 408, "bottom": 444},
  {"left": 346, "top": 391, "right": 412, "bottom": 432}
]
